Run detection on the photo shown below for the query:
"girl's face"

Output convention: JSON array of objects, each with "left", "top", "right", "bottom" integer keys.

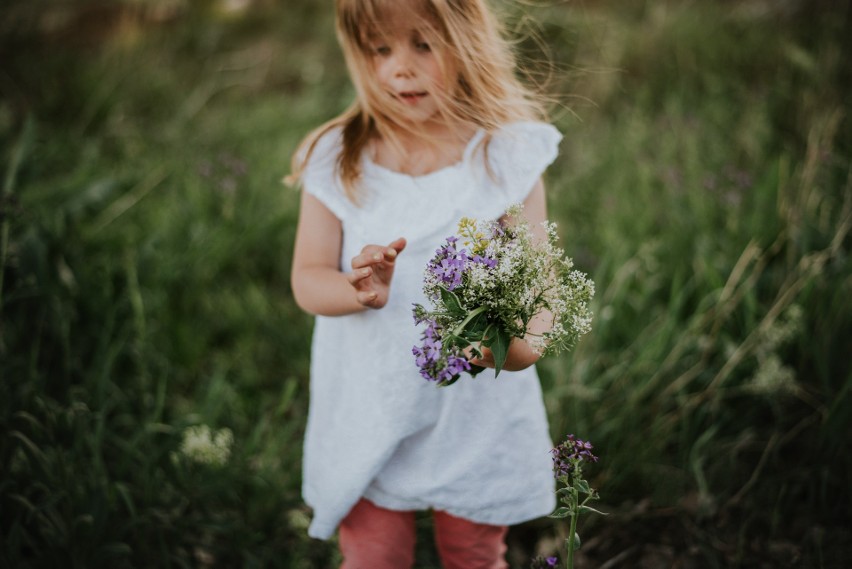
[{"left": 367, "top": 19, "right": 452, "bottom": 127}]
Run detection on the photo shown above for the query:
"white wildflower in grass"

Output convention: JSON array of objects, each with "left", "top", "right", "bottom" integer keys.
[
  {"left": 173, "top": 424, "right": 234, "bottom": 467},
  {"left": 748, "top": 353, "right": 797, "bottom": 394},
  {"left": 412, "top": 204, "right": 595, "bottom": 386},
  {"left": 747, "top": 303, "right": 802, "bottom": 396}
]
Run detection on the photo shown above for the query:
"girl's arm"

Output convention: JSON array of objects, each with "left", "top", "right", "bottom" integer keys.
[
  {"left": 469, "top": 178, "right": 551, "bottom": 371},
  {"left": 291, "top": 191, "right": 406, "bottom": 316}
]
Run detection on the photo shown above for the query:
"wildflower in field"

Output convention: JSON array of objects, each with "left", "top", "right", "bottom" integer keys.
[
  {"left": 747, "top": 303, "right": 802, "bottom": 395},
  {"left": 551, "top": 434, "right": 599, "bottom": 477},
  {"left": 286, "top": 508, "right": 312, "bottom": 531},
  {"left": 412, "top": 205, "right": 594, "bottom": 386},
  {"left": 530, "top": 555, "right": 560, "bottom": 568},
  {"left": 174, "top": 424, "right": 233, "bottom": 467},
  {"left": 550, "top": 434, "right": 604, "bottom": 569}
]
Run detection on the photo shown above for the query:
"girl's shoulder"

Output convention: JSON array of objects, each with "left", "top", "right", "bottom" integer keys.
[
  {"left": 297, "top": 125, "right": 352, "bottom": 219},
  {"left": 300, "top": 124, "right": 345, "bottom": 176},
  {"left": 480, "top": 121, "right": 562, "bottom": 189},
  {"left": 297, "top": 124, "right": 347, "bottom": 191},
  {"left": 487, "top": 121, "right": 562, "bottom": 158}
]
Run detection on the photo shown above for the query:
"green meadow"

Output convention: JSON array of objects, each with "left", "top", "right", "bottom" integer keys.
[{"left": 1, "top": 0, "right": 849, "bottom": 567}]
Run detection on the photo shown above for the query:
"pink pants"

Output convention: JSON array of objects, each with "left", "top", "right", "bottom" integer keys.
[{"left": 339, "top": 498, "right": 509, "bottom": 569}]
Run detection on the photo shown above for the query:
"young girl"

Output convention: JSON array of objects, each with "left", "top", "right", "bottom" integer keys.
[{"left": 290, "top": 1, "right": 562, "bottom": 566}]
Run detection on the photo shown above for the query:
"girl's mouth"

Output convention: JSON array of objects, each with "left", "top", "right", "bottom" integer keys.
[{"left": 398, "top": 91, "right": 428, "bottom": 104}]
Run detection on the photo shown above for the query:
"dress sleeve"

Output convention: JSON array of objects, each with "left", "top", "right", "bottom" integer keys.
[
  {"left": 299, "top": 127, "right": 351, "bottom": 221},
  {"left": 486, "top": 121, "right": 562, "bottom": 204}
]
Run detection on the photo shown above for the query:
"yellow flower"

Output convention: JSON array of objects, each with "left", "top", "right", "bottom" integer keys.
[{"left": 457, "top": 217, "right": 490, "bottom": 255}]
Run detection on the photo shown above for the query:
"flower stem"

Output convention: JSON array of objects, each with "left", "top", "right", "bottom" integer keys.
[
  {"left": 451, "top": 305, "right": 488, "bottom": 336},
  {"left": 0, "top": 118, "right": 33, "bottom": 322},
  {"left": 566, "top": 481, "right": 579, "bottom": 569}
]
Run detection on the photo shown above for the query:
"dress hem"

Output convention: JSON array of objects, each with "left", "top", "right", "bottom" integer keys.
[{"left": 363, "top": 484, "right": 557, "bottom": 527}]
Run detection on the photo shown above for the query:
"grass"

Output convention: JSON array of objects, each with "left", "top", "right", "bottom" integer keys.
[{"left": 1, "top": 0, "right": 850, "bottom": 567}]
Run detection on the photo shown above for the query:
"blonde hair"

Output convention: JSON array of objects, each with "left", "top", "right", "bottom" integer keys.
[{"left": 289, "top": 0, "right": 548, "bottom": 202}]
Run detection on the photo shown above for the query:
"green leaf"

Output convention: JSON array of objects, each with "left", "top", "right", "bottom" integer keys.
[
  {"left": 567, "top": 532, "right": 582, "bottom": 550},
  {"left": 467, "top": 343, "right": 483, "bottom": 359},
  {"left": 437, "top": 375, "right": 461, "bottom": 387},
  {"left": 576, "top": 479, "right": 591, "bottom": 494},
  {"left": 445, "top": 333, "right": 468, "bottom": 349},
  {"left": 453, "top": 305, "right": 488, "bottom": 338},
  {"left": 461, "top": 309, "right": 489, "bottom": 339},
  {"left": 440, "top": 287, "right": 465, "bottom": 316},
  {"left": 483, "top": 326, "right": 511, "bottom": 376},
  {"left": 468, "top": 364, "right": 486, "bottom": 378},
  {"left": 549, "top": 507, "right": 572, "bottom": 519},
  {"left": 579, "top": 505, "right": 609, "bottom": 516}
]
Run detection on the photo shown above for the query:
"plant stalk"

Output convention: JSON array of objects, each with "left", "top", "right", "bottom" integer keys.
[
  {"left": 0, "top": 117, "right": 33, "bottom": 316},
  {"left": 566, "top": 481, "right": 580, "bottom": 569}
]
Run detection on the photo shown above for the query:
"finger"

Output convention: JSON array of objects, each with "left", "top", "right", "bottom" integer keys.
[
  {"left": 354, "top": 248, "right": 397, "bottom": 272},
  {"left": 351, "top": 247, "right": 386, "bottom": 270},
  {"left": 467, "top": 346, "right": 493, "bottom": 368},
  {"left": 388, "top": 237, "right": 407, "bottom": 255},
  {"left": 379, "top": 242, "right": 403, "bottom": 263},
  {"left": 356, "top": 290, "right": 379, "bottom": 306},
  {"left": 347, "top": 266, "right": 372, "bottom": 286}
]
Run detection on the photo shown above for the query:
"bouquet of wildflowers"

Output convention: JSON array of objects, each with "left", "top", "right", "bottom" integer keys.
[{"left": 412, "top": 205, "right": 594, "bottom": 386}]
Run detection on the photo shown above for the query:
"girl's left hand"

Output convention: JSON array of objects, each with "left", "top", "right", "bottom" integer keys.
[{"left": 466, "top": 338, "right": 540, "bottom": 372}]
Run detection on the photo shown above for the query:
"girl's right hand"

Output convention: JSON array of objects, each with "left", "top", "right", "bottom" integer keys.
[{"left": 348, "top": 237, "right": 407, "bottom": 308}]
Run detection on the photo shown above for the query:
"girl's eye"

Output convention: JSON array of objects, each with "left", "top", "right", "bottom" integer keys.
[
  {"left": 373, "top": 45, "right": 391, "bottom": 56},
  {"left": 415, "top": 41, "right": 431, "bottom": 52}
]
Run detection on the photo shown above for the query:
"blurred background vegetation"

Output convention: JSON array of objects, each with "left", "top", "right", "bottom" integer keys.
[{"left": 1, "top": 0, "right": 850, "bottom": 567}]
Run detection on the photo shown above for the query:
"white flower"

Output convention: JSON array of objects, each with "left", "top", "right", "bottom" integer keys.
[{"left": 175, "top": 424, "right": 233, "bottom": 466}]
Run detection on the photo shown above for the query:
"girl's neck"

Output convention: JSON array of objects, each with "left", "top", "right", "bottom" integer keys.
[{"left": 370, "top": 121, "right": 477, "bottom": 177}]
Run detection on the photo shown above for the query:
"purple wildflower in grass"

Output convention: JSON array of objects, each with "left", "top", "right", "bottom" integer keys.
[
  {"left": 551, "top": 434, "right": 598, "bottom": 478},
  {"left": 549, "top": 434, "right": 604, "bottom": 569},
  {"left": 529, "top": 555, "right": 560, "bottom": 569}
]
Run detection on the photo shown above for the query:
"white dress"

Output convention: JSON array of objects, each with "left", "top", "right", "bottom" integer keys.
[{"left": 300, "top": 121, "right": 562, "bottom": 540}]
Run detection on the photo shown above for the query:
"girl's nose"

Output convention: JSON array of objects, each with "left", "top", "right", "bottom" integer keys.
[{"left": 391, "top": 50, "right": 415, "bottom": 77}]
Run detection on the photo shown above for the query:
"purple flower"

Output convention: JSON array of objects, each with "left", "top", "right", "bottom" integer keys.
[
  {"left": 411, "top": 318, "right": 470, "bottom": 384},
  {"left": 529, "top": 556, "right": 560, "bottom": 569},
  {"left": 427, "top": 238, "right": 470, "bottom": 291},
  {"left": 471, "top": 254, "right": 498, "bottom": 268},
  {"left": 551, "top": 434, "right": 599, "bottom": 478}
]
